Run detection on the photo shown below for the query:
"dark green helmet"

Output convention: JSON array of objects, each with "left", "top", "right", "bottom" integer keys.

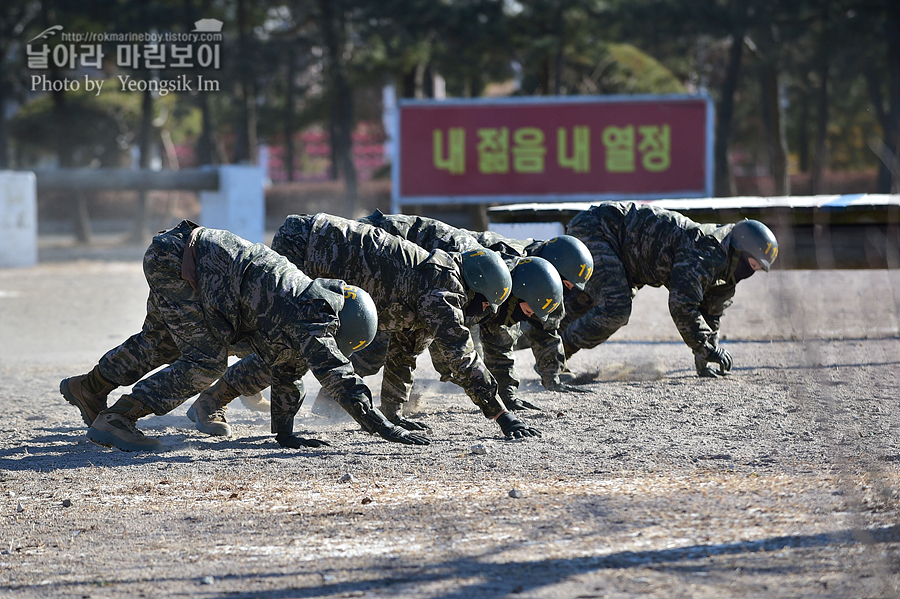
[
  {"left": 511, "top": 257, "right": 564, "bottom": 322},
  {"left": 730, "top": 220, "right": 778, "bottom": 272},
  {"left": 460, "top": 249, "right": 512, "bottom": 313},
  {"left": 334, "top": 285, "right": 378, "bottom": 357},
  {"left": 534, "top": 235, "right": 593, "bottom": 290}
]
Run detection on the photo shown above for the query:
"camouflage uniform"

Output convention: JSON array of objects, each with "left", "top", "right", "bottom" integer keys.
[
  {"left": 224, "top": 213, "right": 507, "bottom": 419},
  {"left": 94, "top": 220, "right": 379, "bottom": 434},
  {"left": 562, "top": 202, "right": 739, "bottom": 362},
  {"left": 358, "top": 210, "right": 567, "bottom": 402}
]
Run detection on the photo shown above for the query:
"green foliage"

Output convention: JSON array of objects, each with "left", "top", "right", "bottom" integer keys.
[
  {"left": 9, "top": 85, "right": 199, "bottom": 166},
  {"left": 2, "top": 0, "right": 896, "bottom": 186},
  {"left": 602, "top": 43, "right": 686, "bottom": 95}
]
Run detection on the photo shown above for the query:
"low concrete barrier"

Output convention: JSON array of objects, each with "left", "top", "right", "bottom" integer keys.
[
  {"left": 30, "top": 165, "right": 265, "bottom": 248},
  {"left": 198, "top": 165, "right": 265, "bottom": 245},
  {"left": 0, "top": 171, "right": 37, "bottom": 268}
]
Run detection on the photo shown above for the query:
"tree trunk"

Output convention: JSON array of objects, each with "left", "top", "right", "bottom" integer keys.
[
  {"left": 864, "top": 15, "right": 900, "bottom": 193},
  {"left": 337, "top": 79, "right": 358, "bottom": 215},
  {"left": 401, "top": 67, "right": 417, "bottom": 98},
  {"left": 233, "top": 0, "right": 257, "bottom": 164},
  {"left": 884, "top": 18, "right": 900, "bottom": 193},
  {"left": 131, "top": 87, "right": 154, "bottom": 242},
  {"left": 318, "top": 0, "right": 357, "bottom": 215},
  {"left": 552, "top": 6, "right": 564, "bottom": 95},
  {"left": 187, "top": 0, "right": 216, "bottom": 167},
  {"left": 714, "top": 33, "right": 743, "bottom": 197},
  {"left": 0, "top": 48, "right": 8, "bottom": 169},
  {"left": 760, "top": 62, "right": 789, "bottom": 195},
  {"left": 810, "top": 51, "right": 829, "bottom": 194},
  {"left": 195, "top": 93, "right": 217, "bottom": 166},
  {"left": 796, "top": 85, "right": 810, "bottom": 173},
  {"left": 284, "top": 50, "right": 296, "bottom": 182},
  {"left": 49, "top": 49, "right": 86, "bottom": 242}
]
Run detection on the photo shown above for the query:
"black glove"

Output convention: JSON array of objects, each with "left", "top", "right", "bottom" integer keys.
[
  {"left": 696, "top": 346, "right": 732, "bottom": 378},
  {"left": 541, "top": 377, "right": 591, "bottom": 394},
  {"left": 377, "top": 421, "right": 430, "bottom": 445},
  {"left": 275, "top": 432, "right": 331, "bottom": 448},
  {"left": 355, "top": 407, "right": 430, "bottom": 445},
  {"left": 388, "top": 415, "right": 430, "bottom": 431},
  {"left": 381, "top": 402, "right": 429, "bottom": 431},
  {"left": 697, "top": 366, "right": 723, "bottom": 378},
  {"left": 706, "top": 345, "right": 733, "bottom": 373},
  {"left": 496, "top": 412, "right": 541, "bottom": 439},
  {"left": 506, "top": 397, "right": 542, "bottom": 411}
]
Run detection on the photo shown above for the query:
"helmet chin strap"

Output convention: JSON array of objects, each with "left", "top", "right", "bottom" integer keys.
[
  {"left": 725, "top": 246, "right": 741, "bottom": 284},
  {"left": 729, "top": 251, "right": 756, "bottom": 283},
  {"left": 464, "top": 291, "right": 488, "bottom": 317}
]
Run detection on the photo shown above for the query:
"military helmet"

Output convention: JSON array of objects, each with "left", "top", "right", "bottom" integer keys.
[
  {"left": 334, "top": 285, "right": 378, "bottom": 357},
  {"left": 460, "top": 249, "right": 512, "bottom": 313},
  {"left": 730, "top": 220, "right": 778, "bottom": 272},
  {"left": 534, "top": 234, "right": 594, "bottom": 290},
  {"left": 510, "top": 257, "right": 564, "bottom": 322}
]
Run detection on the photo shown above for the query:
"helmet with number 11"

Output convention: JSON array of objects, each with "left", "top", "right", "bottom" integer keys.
[
  {"left": 730, "top": 220, "right": 778, "bottom": 272},
  {"left": 533, "top": 235, "right": 594, "bottom": 290}
]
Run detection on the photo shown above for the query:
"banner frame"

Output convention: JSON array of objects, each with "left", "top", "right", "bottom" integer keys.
[{"left": 391, "top": 93, "right": 715, "bottom": 213}]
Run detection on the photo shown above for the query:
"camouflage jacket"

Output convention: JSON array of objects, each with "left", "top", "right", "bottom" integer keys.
[
  {"left": 472, "top": 230, "right": 535, "bottom": 263},
  {"left": 360, "top": 209, "right": 535, "bottom": 267},
  {"left": 359, "top": 210, "right": 567, "bottom": 394},
  {"left": 192, "top": 227, "right": 374, "bottom": 433},
  {"left": 273, "top": 213, "right": 504, "bottom": 417},
  {"left": 566, "top": 201, "right": 738, "bottom": 355}
]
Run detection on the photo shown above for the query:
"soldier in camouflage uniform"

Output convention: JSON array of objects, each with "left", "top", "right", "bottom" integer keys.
[
  {"left": 561, "top": 201, "right": 779, "bottom": 377},
  {"left": 194, "top": 213, "right": 540, "bottom": 440},
  {"left": 354, "top": 211, "right": 589, "bottom": 406},
  {"left": 59, "top": 220, "right": 429, "bottom": 451}
]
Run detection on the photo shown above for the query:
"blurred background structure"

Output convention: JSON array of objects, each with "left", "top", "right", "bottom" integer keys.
[{"left": 0, "top": 0, "right": 898, "bottom": 237}]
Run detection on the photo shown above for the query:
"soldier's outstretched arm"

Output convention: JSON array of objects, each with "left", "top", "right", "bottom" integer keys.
[
  {"left": 422, "top": 290, "right": 542, "bottom": 439},
  {"left": 693, "top": 300, "right": 733, "bottom": 378},
  {"left": 668, "top": 259, "right": 738, "bottom": 378},
  {"left": 668, "top": 260, "right": 720, "bottom": 350},
  {"left": 303, "top": 334, "right": 430, "bottom": 445}
]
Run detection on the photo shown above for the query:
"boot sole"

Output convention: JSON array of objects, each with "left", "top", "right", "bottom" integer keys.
[
  {"left": 187, "top": 405, "right": 233, "bottom": 438},
  {"left": 86, "top": 427, "right": 162, "bottom": 452},
  {"left": 60, "top": 378, "right": 99, "bottom": 427}
]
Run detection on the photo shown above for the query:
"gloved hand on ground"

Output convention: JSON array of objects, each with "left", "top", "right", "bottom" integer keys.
[
  {"left": 506, "top": 397, "right": 543, "bottom": 410},
  {"left": 377, "top": 422, "right": 430, "bottom": 445},
  {"left": 275, "top": 432, "right": 331, "bottom": 448},
  {"left": 496, "top": 412, "right": 542, "bottom": 439}
]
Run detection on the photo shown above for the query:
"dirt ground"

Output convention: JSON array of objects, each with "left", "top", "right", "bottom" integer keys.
[{"left": 1, "top": 232, "right": 899, "bottom": 599}]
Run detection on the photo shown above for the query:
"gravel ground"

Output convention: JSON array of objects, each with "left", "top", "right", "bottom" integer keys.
[{"left": 0, "top": 237, "right": 898, "bottom": 599}]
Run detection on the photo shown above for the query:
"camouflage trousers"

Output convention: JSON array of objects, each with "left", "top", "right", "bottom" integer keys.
[
  {"left": 557, "top": 227, "right": 637, "bottom": 351},
  {"left": 96, "top": 221, "right": 228, "bottom": 415},
  {"left": 353, "top": 330, "right": 483, "bottom": 401},
  {"left": 352, "top": 324, "right": 532, "bottom": 406}
]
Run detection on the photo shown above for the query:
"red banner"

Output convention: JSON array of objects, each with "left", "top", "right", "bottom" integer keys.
[{"left": 395, "top": 95, "right": 713, "bottom": 205}]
